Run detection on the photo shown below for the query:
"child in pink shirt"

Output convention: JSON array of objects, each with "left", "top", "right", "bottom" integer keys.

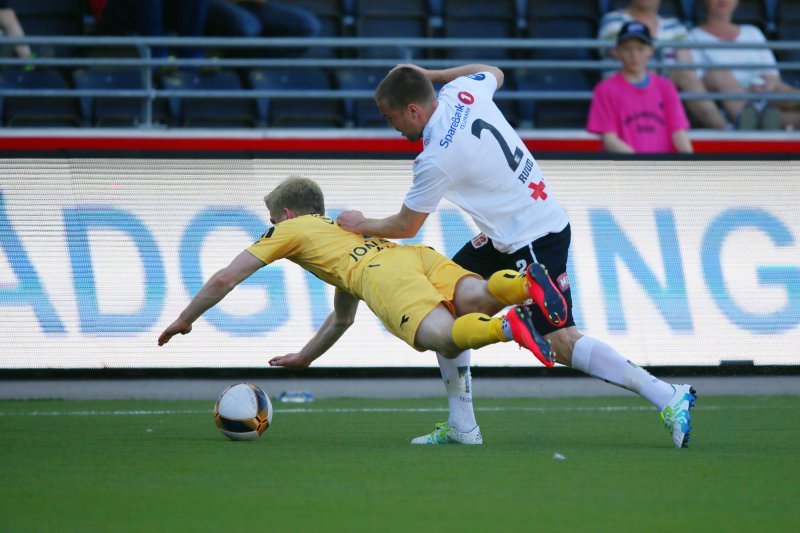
[{"left": 587, "top": 21, "right": 693, "bottom": 154}]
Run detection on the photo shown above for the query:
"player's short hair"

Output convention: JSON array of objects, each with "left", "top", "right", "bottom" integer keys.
[
  {"left": 375, "top": 67, "right": 436, "bottom": 111},
  {"left": 265, "top": 177, "right": 325, "bottom": 216}
]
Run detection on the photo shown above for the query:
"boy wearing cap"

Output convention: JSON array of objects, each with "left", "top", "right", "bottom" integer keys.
[{"left": 587, "top": 21, "right": 694, "bottom": 154}]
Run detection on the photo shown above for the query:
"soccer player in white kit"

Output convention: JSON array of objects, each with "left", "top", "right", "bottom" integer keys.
[{"left": 337, "top": 64, "right": 696, "bottom": 448}]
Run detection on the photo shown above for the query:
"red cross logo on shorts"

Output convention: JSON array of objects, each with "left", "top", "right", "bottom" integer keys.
[{"left": 528, "top": 180, "right": 547, "bottom": 200}]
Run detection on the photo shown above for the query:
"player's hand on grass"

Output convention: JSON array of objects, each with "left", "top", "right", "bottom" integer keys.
[
  {"left": 269, "top": 353, "right": 311, "bottom": 368},
  {"left": 157, "top": 319, "right": 192, "bottom": 346},
  {"left": 336, "top": 210, "right": 365, "bottom": 233}
]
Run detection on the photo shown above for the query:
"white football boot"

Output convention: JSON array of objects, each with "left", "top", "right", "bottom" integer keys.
[
  {"left": 660, "top": 384, "right": 697, "bottom": 448},
  {"left": 410, "top": 422, "right": 483, "bottom": 445}
]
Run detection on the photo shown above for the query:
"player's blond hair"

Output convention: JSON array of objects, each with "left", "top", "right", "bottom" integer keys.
[
  {"left": 375, "top": 67, "right": 436, "bottom": 111},
  {"left": 264, "top": 177, "right": 325, "bottom": 216}
]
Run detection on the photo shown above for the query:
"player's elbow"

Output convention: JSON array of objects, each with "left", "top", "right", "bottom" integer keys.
[
  {"left": 396, "top": 226, "right": 421, "bottom": 239},
  {"left": 333, "top": 314, "right": 356, "bottom": 330},
  {"left": 211, "top": 270, "right": 239, "bottom": 292},
  {"left": 490, "top": 67, "right": 505, "bottom": 89}
]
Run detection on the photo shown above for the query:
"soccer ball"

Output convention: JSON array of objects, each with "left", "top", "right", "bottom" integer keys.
[{"left": 214, "top": 383, "right": 273, "bottom": 441}]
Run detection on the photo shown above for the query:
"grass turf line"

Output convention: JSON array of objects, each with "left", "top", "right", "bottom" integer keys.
[{"left": 1, "top": 396, "right": 798, "bottom": 532}]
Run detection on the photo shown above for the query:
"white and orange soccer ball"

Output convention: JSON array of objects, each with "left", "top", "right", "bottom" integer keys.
[{"left": 214, "top": 383, "right": 273, "bottom": 441}]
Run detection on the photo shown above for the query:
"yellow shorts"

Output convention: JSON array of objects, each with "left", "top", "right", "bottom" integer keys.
[{"left": 357, "top": 245, "right": 480, "bottom": 350}]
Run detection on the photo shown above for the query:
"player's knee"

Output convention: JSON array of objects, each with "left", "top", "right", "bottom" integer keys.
[
  {"left": 438, "top": 345, "right": 462, "bottom": 359},
  {"left": 546, "top": 329, "right": 581, "bottom": 366}
]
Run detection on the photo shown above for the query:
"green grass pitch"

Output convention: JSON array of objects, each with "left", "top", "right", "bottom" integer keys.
[{"left": 1, "top": 395, "right": 799, "bottom": 532}]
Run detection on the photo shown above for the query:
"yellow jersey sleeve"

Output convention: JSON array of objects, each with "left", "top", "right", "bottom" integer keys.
[{"left": 246, "top": 220, "right": 304, "bottom": 265}]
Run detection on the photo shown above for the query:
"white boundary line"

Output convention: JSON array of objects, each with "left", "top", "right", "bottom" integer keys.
[{"left": 0, "top": 403, "right": 793, "bottom": 417}]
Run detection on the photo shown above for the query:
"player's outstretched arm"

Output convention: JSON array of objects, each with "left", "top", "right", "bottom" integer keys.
[
  {"left": 337, "top": 204, "right": 428, "bottom": 239},
  {"left": 390, "top": 63, "right": 504, "bottom": 89},
  {"left": 158, "top": 251, "right": 265, "bottom": 346},
  {"left": 269, "top": 289, "right": 359, "bottom": 368}
]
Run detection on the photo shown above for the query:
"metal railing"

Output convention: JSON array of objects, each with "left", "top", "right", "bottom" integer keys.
[{"left": 1, "top": 36, "right": 799, "bottom": 128}]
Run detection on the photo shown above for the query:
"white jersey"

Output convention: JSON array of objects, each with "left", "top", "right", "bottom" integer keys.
[
  {"left": 404, "top": 71, "right": 569, "bottom": 253},
  {"left": 690, "top": 25, "right": 779, "bottom": 89}
]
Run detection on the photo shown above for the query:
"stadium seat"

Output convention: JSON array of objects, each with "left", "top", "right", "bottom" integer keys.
[
  {"left": 515, "top": 68, "right": 593, "bottom": 129},
  {"left": 335, "top": 68, "right": 386, "bottom": 127},
  {"left": 249, "top": 68, "right": 345, "bottom": 128},
  {"left": 6, "top": 0, "right": 85, "bottom": 58},
  {"left": 0, "top": 69, "right": 81, "bottom": 127},
  {"left": 72, "top": 69, "right": 169, "bottom": 127},
  {"left": 777, "top": 1, "right": 800, "bottom": 87},
  {"left": 442, "top": 0, "right": 520, "bottom": 60},
  {"left": 355, "top": 0, "right": 429, "bottom": 59},
  {"left": 526, "top": 0, "right": 599, "bottom": 60},
  {"left": 160, "top": 70, "right": 257, "bottom": 128},
  {"left": 292, "top": 0, "right": 351, "bottom": 57}
]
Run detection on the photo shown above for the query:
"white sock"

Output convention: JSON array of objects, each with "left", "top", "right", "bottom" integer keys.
[
  {"left": 571, "top": 336, "right": 675, "bottom": 409},
  {"left": 437, "top": 351, "right": 477, "bottom": 431}
]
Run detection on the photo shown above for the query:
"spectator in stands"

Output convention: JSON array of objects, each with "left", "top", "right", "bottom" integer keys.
[
  {"left": 599, "top": 0, "right": 731, "bottom": 130},
  {"left": 587, "top": 21, "right": 693, "bottom": 154},
  {"left": 89, "top": 0, "right": 210, "bottom": 60},
  {"left": 204, "top": 0, "right": 320, "bottom": 57},
  {"left": 690, "top": 0, "right": 800, "bottom": 130},
  {"left": 0, "top": 1, "right": 33, "bottom": 59}
]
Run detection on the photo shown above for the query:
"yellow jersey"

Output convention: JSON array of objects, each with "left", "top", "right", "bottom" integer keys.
[{"left": 246, "top": 214, "right": 399, "bottom": 298}]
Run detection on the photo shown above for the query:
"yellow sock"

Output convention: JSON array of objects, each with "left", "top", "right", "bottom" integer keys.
[
  {"left": 487, "top": 269, "right": 529, "bottom": 306},
  {"left": 452, "top": 313, "right": 507, "bottom": 350}
]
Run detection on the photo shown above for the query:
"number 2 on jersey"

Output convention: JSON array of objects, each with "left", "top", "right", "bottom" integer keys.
[{"left": 471, "top": 119, "right": 523, "bottom": 171}]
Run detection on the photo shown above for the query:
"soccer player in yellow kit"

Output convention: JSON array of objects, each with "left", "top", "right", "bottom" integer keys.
[{"left": 158, "top": 177, "right": 559, "bottom": 443}]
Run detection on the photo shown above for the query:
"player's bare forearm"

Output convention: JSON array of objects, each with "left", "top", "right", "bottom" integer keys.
[
  {"left": 158, "top": 251, "right": 264, "bottom": 346},
  {"left": 271, "top": 290, "right": 358, "bottom": 367},
  {"left": 341, "top": 213, "right": 413, "bottom": 238},
  {"left": 157, "top": 275, "right": 231, "bottom": 346},
  {"left": 337, "top": 205, "right": 428, "bottom": 239},
  {"left": 179, "top": 275, "right": 231, "bottom": 323}
]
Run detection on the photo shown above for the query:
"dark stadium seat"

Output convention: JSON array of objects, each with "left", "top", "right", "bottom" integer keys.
[
  {"left": 292, "top": 0, "right": 351, "bottom": 57},
  {"left": 526, "top": 0, "right": 599, "bottom": 60},
  {"left": 356, "top": 0, "right": 429, "bottom": 59},
  {"left": 442, "top": 0, "right": 520, "bottom": 60},
  {"left": 160, "top": 70, "right": 257, "bottom": 128},
  {"left": 777, "top": 1, "right": 800, "bottom": 87},
  {"left": 335, "top": 68, "right": 386, "bottom": 127},
  {"left": 515, "top": 68, "right": 593, "bottom": 129},
  {"left": 0, "top": 69, "right": 81, "bottom": 127},
  {"left": 249, "top": 68, "right": 345, "bottom": 128},
  {"left": 6, "top": 0, "right": 85, "bottom": 58},
  {"left": 72, "top": 69, "right": 169, "bottom": 127}
]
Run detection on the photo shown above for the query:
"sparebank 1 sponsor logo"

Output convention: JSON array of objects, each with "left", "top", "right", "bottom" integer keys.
[{"left": 439, "top": 91, "right": 474, "bottom": 149}]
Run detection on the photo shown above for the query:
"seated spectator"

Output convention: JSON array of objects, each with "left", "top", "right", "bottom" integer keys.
[
  {"left": 599, "top": 0, "right": 730, "bottom": 130},
  {"left": 205, "top": 0, "right": 320, "bottom": 58},
  {"left": 0, "top": 1, "right": 32, "bottom": 59},
  {"left": 89, "top": 0, "right": 210, "bottom": 60},
  {"left": 690, "top": 0, "right": 800, "bottom": 130},
  {"left": 587, "top": 22, "right": 693, "bottom": 154}
]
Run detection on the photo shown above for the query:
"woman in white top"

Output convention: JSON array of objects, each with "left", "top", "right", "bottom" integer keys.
[
  {"left": 690, "top": 0, "right": 800, "bottom": 129},
  {"left": 599, "top": 0, "right": 730, "bottom": 129}
]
